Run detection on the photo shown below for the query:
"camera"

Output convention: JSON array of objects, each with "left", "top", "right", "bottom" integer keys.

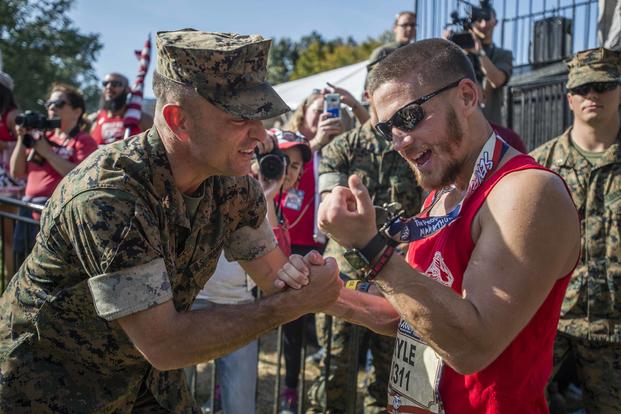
[
  {"left": 446, "top": 0, "right": 493, "bottom": 49},
  {"left": 255, "top": 147, "right": 289, "bottom": 181},
  {"left": 15, "top": 111, "right": 61, "bottom": 130}
]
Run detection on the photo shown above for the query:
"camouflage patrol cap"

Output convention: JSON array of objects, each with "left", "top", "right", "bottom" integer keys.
[
  {"left": 156, "top": 29, "right": 290, "bottom": 120},
  {"left": 566, "top": 47, "right": 621, "bottom": 89}
]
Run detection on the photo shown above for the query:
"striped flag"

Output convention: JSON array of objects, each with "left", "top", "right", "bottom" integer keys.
[{"left": 123, "top": 34, "right": 151, "bottom": 138}]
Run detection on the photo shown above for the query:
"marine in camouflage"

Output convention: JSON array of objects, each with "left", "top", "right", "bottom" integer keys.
[
  {"left": 0, "top": 128, "right": 276, "bottom": 413},
  {"left": 156, "top": 29, "right": 290, "bottom": 121},
  {"left": 308, "top": 120, "right": 423, "bottom": 414},
  {"left": 531, "top": 128, "right": 621, "bottom": 343},
  {"left": 531, "top": 46, "right": 621, "bottom": 412}
]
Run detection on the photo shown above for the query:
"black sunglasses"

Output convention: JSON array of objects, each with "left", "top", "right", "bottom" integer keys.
[
  {"left": 45, "top": 99, "right": 67, "bottom": 110},
  {"left": 102, "top": 80, "right": 124, "bottom": 88},
  {"left": 374, "top": 78, "right": 464, "bottom": 141},
  {"left": 569, "top": 81, "right": 619, "bottom": 96}
]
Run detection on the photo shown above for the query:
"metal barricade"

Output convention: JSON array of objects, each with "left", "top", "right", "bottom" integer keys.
[
  {"left": 0, "top": 195, "right": 44, "bottom": 292},
  {"left": 506, "top": 74, "right": 572, "bottom": 151}
]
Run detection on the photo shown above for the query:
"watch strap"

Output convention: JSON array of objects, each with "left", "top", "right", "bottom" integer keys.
[{"left": 360, "top": 232, "right": 393, "bottom": 263}]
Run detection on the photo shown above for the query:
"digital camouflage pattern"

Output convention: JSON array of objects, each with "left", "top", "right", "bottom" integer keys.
[
  {"left": 0, "top": 128, "right": 275, "bottom": 413},
  {"left": 310, "top": 121, "right": 423, "bottom": 413},
  {"left": 156, "top": 29, "right": 290, "bottom": 120},
  {"left": 566, "top": 47, "right": 621, "bottom": 89},
  {"left": 531, "top": 128, "right": 621, "bottom": 343},
  {"left": 553, "top": 333, "right": 621, "bottom": 412}
]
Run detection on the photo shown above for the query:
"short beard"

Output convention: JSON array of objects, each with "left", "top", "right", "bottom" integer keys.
[
  {"left": 410, "top": 107, "right": 465, "bottom": 190},
  {"left": 102, "top": 92, "right": 128, "bottom": 112}
]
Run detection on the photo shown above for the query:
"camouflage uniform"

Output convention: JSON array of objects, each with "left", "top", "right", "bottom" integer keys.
[
  {"left": 530, "top": 47, "right": 621, "bottom": 413},
  {"left": 0, "top": 29, "right": 289, "bottom": 413},
  {"left": 308, "top": 121, "right": 423, "bottom": 414}
]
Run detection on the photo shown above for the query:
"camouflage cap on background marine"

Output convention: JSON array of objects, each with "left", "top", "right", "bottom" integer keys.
[
  {"left": 566, "top": 47, "right": 621, "bottom": 89},
  {"left": 156, "top": 28, "right": 290, "bottom": 120}
]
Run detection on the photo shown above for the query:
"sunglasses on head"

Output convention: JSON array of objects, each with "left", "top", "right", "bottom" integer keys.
[
  {"left": 374, "top": 78, "right": 464, "bottom": 141},
  {"left": 102, "top": 80, "right": 124, "bottom": 88},
  {"left": 568, "top": 81, "right": 619, "bottom": 96},
  {"left": 45, "top": 99, "right": 67, "bottom": 110}
]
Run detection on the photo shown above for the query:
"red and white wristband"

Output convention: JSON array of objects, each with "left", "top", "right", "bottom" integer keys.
[{"left": 365, "top": 244, "right": 396, "bottom": 281}]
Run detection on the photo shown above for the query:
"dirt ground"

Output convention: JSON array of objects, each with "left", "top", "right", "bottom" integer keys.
[{"left": 192, "top": 327, "right": 368, "bottom": 414}]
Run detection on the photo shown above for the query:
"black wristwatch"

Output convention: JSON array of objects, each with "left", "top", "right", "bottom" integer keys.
[{"left": 344, "top": 232, "right": 394, "bottom": 271}]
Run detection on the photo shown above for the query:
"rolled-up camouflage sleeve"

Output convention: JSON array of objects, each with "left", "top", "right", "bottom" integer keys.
[
  {"left": 318, "top": 136, "right": 350, "bottom": 193},
  {"left": 224, "top": 177, "right": 277, "bottom": 261},
  {"left": 59, "top": 189, "right": 172, "bottom": 321}
]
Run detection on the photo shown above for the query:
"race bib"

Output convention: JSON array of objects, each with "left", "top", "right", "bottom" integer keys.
[
  {"left": 388, "top": 320, "right": 444, "bottom": 414},
  {"left": 284, "top": 188, "right": 304, "bottom": 211}
]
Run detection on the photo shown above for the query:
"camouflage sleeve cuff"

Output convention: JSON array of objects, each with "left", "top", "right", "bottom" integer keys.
[
  {"left": 225, "top": 217, "right": 277, "bottom": 262},
  {"left": 87, "top": 258, "right": 173, "bottom": 321},
  {"left": 318, "top": 172, "right": 348, "bottom": 194}
]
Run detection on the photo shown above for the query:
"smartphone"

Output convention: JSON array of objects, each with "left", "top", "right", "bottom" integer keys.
[{"left": 323, "top": 93, "right": 341, "bottom": 119}]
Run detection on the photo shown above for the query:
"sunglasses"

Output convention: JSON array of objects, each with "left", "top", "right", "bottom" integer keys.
[
  {"left": 397, "top": 23, "right": 416, "bottom": 28},
  {"left": 374, "top": 78, "right": 464, "bottom": 141},
  {"left": 569, "top": 81, "right": 619, "bottom": 96},
  {"left": 102, "top": 80, "right": 124, "bottom": 88},
  {"left": 45, "top": 99, "right": 67, "bottom": 110}
]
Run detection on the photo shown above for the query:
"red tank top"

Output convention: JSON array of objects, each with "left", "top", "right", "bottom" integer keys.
[
  {"left": 91, "top": 110, "right": 141, "bottom": 145},
  {"left": 405, "top": 155, "right": 572, "bottom": 414}
]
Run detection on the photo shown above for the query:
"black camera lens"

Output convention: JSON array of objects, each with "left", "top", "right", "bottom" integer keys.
[
  {"left": 259, "top": 153, "right": 286, "bottom": 181},
  {"left": 15, "top": 110, "right": 61, "bottom": 130}
]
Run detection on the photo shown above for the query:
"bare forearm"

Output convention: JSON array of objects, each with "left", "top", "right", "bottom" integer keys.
[
  {"left": 351, "top": 103, "right": 370, "bottom": 124},
  {"left": 480, "top": 56, "right": 507, "bottom": 88},
  {"left": 327, "top": 288, "right": 400, "bottom": 336},
  {"left": 374, "top": 256, "right": 490, "bottom": 373},
  {"left": 144, "top": 292, "right": 305, "bottom": 370},
  {"left": 10, "top": 144, "right": 27, "bottom": 178},
  {"left": 42, "top": 151, "right": 76, "bottom": 176}
]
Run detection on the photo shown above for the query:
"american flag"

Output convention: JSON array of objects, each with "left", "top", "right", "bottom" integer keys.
[{"left": 123, "top": 34, "right": 151, "bottom": 138}]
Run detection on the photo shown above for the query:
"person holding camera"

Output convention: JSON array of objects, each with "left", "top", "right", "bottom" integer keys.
[
  {"left": 9, "top": 83, "right": 97, "bottom": 263},
  {"left": 10, "top": 84, "right": 97, "bottom": 208},
  {"left": 277, "top": 87, "right": 368, "bottom": 413},
  {"left": 186, "top": 128, "right": 312, "bottom": 414},
  {"left": 445, "top": 1, "right": 513, "bottom": 125}
]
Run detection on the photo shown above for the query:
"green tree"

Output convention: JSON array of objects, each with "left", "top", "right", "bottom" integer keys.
[{"left": 0, "top": 0, "right": 102, "bottom": 112}]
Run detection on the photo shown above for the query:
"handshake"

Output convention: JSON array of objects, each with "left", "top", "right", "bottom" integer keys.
[{"left": 273, "top": 250, "right": 343, "bottom": 314}]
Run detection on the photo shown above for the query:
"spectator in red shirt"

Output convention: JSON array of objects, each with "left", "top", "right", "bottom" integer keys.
[
  {"left": 88, "top": 73, "right": 153, "bottom": 145},
  {"left": 10, "top": 84, "right": 98, "bottom": 260}
]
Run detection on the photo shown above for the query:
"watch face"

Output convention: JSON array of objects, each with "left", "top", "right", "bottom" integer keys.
[{"left": 344, "top": 249, "right": 371, "bottom": 270}]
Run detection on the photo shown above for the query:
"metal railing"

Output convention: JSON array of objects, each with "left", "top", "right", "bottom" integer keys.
[
  {"left": 0, "top": 195, "right": 43, "bottom": 291},
  {"left": 415, "top": 0, "right": 599, "bottom": 67},
  {"left": 506, "top": 74, "right": 572, "bottom": 151}
]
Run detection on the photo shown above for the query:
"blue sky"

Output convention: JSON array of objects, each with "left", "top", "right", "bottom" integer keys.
[{"left": 69, "top": 1, "right": 416, "bottom": 98}]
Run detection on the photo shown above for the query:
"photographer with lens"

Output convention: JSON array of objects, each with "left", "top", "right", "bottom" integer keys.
[
  {"left": 444, "top": 0, "right": 512, "bottom": 125},
  {"left": 10, "top": 83, "right": 97, "bottom": 221}
]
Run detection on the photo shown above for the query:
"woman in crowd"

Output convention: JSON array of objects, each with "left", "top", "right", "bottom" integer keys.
[
  {"left": 0, "top": 71, "right": 21, "bottom": 196},
  {"left": 278, "top": 86, "right": 369, "bottom": 413},
  {"left": 10, "top": 83, "right": 97, "bottom": 260}
]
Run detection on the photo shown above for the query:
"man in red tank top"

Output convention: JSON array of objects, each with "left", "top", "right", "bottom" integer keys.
[
  {"left": 89, "top": 73, "right": 152, "bottom": 145},
  {"left": 284, "top": 39, "right": 581, "bottom": 414}
]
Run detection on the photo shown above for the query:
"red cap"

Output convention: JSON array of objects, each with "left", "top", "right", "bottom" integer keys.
[{"left": 269, "top": 128, "right": 312, "bottom": 163}]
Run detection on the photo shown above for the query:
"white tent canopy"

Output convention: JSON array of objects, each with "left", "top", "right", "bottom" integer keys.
[{"left": 273, "top": 61, "right": 368, "bottom": 111}]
